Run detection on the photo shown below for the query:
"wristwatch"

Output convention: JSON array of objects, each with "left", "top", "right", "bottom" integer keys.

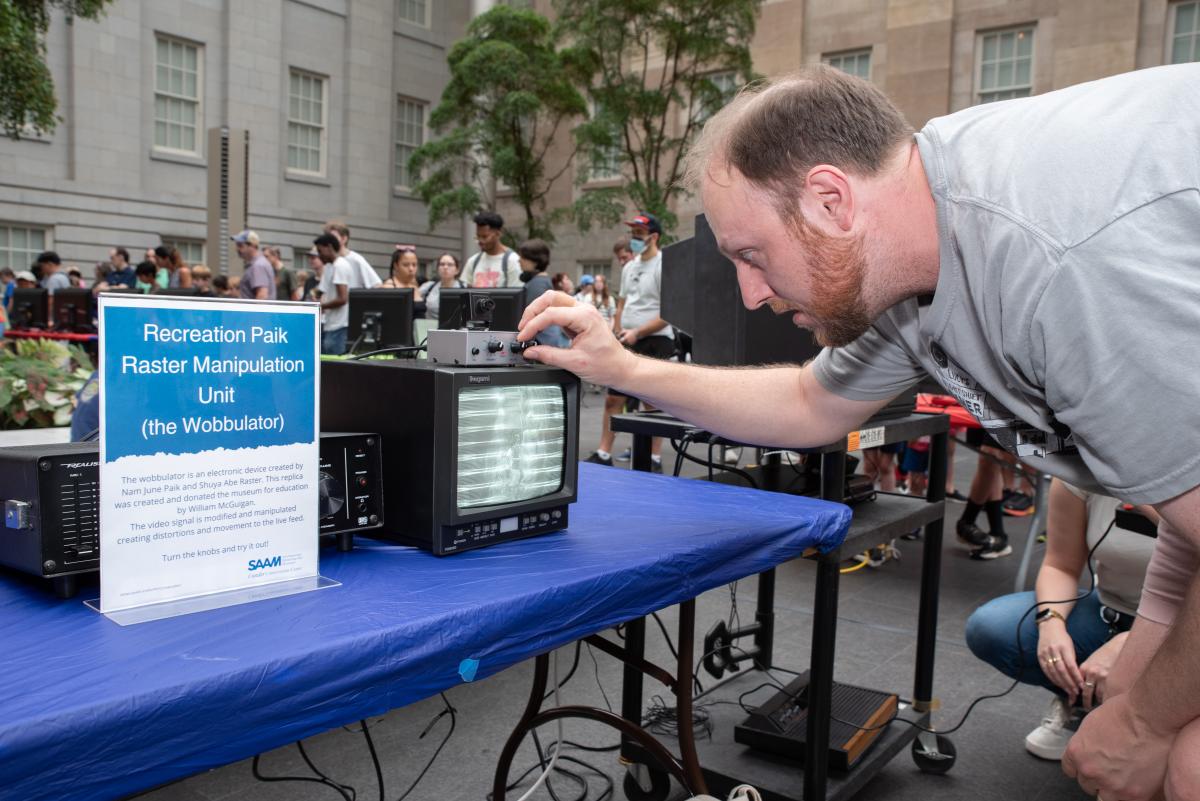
[{"left": 1035, "top": 608, "right": 1066, "bottom": 625}]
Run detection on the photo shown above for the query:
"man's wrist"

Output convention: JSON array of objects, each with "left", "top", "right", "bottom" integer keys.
[{"left": 1119, "top": 687, "right": 1178, "bottom": 740}]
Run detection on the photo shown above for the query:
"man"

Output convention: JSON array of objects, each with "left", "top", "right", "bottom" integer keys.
[
  {"left": 313, "top": 233, "right": 351, "bottom": 355},
  {"left": 36, "top": 251, "right": 69, "bottom": 294},
  {"left": 323, "top": 221, "right": 381, "bottom": 290},
  {"left": 519, "top": 64, "right": 1200, "bottom": 801},
  {"left": 107, "top": 248, "right": 136, "bottom": 289},
  {"left": 460, "top": 211, "right": 521, "bottom": 288},
  {"left": 231, "top": 230, "right": 276, "bottom": 301},
  {"left": 613, "top": 237, "right": 634, "bottom": 267},
  {"left": 263, "top": 246, "right": 298, "bottom": 301},
  {"left": 585, "top": 213, "right": 673, "bottom": 471}
]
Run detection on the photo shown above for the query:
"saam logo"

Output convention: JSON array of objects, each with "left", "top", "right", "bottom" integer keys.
[{"left": 248, "top": 555, "right": 282, "bottom": 571}]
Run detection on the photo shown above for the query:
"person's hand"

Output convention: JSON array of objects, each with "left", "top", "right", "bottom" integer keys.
[
  {"left": 1062, "top": 692, "right": 1171, "bottom": 800},
  {"left": 1037, "top": 618, "right": 1084, "bottom": 704},
  {"left": 517, "top": 291, "right": 638, "bottom": 387},
  {"left": 618, "top": 328, "right": 639, "bottom": 346},
  {"left": 1078, "top": 631, "right": 1128, "bottom": 710}
]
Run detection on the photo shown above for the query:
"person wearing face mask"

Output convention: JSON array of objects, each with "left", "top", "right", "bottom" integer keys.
[
  {"left": 418, "top": 253, "right": 465, "bottom": 320},
  {"left": 584, "top": 212, "right": 673, "bottom": 471},
  {"left": 461, "top": 211, "right": 521, "bottom": 288}
]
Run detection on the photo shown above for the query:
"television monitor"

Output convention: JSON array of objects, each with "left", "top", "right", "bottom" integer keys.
[
  {"left": 347, "top": 288, "right": 414, "bottom": 353},
  {"left": 320, "top": 359, "right": 580, "bottom": 555},
  {"left": 52, "top": 288, "right": 94, "bottom": 333},
  {"left": 661, "top": 214, "right": 822, "bottom": 367},
  {"left": 437, "top": 288, "right": 525, "bottom": 332},
  {"left": 11, "top": 288, "right": 49, "bottom": 329}
]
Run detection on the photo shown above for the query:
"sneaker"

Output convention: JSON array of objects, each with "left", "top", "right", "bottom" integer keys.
[
  {"left": 650, "top": 460, "right": 663, "bottom": 474},
  {"left": 900, "top": 529, "right": 922, "bottom": 541},
  {"left": 956, "top": 519, "right": 992, "bottom": 549},
  {"left": 1024, "top": 696, "right": 1082, "bottom": 760},
  {"left": 614, "top": 449, "right": 632, "bottom": 462},
  {"left": 585, "top": 451, "right": 613, "bottom": 466},
  {"left": 1004, "top": 491, "right": 1035, "bottom": 517},
  {"left": 946, "top": 489, "right": 968, "bottom": 502},
  {"left": 970, "top": 534, "right": 1013, "bottom": 560},
  {"left": 722, "top": 446, "right": 743, "bottom": 466}
]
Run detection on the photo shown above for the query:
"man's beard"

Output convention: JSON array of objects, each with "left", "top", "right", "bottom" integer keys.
[{"left": 779, "top": 218, "right": 872, "bottom": 348}]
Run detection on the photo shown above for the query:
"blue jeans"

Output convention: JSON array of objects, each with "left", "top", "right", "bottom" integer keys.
[
  {"left": 322, "top": 327, "right": 347, "bottom": 355},
  {"left": 965, "top": 590, "right": 1123, "bottom": 696}
]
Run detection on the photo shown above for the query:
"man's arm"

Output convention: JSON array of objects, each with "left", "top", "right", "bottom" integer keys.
[
  {"left": 254, "top": 285, "right": 269, "bottom": 300},
  {"left": 518, "top": 292, "right": 889, "bottom": 448},
  {"left": 612, "top": 297, "right": 625, "bottom": 332},
  {"left": 321, "top": 283, "right": 348, "bottom": 310},
  {"left": 620, "top": 315, "right": 667, "bottom": 344}
]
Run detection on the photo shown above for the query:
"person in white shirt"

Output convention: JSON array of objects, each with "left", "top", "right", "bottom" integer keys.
[
  {"left": 323, "top": 221, "right": 382, "bottom": 289},
  {"left": 313, "top": 234, "right": 352, "bottom": 355},
  {"left": 460, "top": 211, "right": 521, "bottom": 288}
]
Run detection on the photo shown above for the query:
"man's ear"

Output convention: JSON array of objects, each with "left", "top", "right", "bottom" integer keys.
[{"left": 802, "top": 165, "right": 854, "bottom": 232}]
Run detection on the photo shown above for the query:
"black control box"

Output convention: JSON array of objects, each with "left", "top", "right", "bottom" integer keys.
[
  {"left": 0, "top": 433, "right": 384, "bottom": 597},
  {"left": 318, "top": 433, "right": 385, "bottom": 550}
]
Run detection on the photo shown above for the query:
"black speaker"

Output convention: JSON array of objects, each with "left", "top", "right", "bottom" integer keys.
[{"left": 661, "top": 214, "right": 821, "bottom": 367}]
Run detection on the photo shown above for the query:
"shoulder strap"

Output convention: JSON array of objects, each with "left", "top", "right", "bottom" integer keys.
[{"left": 502, "top": 251, "right": 514, "bottom": 287}]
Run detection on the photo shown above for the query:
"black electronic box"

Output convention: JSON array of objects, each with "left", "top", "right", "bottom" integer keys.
[{"left": 0, "top": 433, "right": 384, "bottom": 597}]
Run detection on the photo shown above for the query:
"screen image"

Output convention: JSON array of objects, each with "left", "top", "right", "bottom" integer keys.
[{"left": 456, "top": 385, "right": 565, "bottom": 509}]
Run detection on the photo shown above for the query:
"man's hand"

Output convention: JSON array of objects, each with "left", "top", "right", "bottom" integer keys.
[
  {"left": 618, "top": 328, "right": 639, "bottom": 346},
  {"left": 518, "top": 291, "right": 638, "bottom": 388},
  {"left": 1062, "top": 693, "right": 1172, "bottom": 800},
  {"left": 1078, "top": 631, "right": 1128, "bottom": 710}
]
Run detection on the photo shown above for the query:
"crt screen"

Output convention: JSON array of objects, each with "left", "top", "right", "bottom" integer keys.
[{"left": 456, "top": 384, "right": 565, "bottom": 509}]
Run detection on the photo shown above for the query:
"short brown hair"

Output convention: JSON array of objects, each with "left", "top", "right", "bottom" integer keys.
[
  {"left": 612, "top": 237, "right": 630, "bottom": 255},
  {"left": 324, "top": 221, "right": 350, "bottom": 240},
  {"left": 518, "top": 239, "right": 551, "bottom": 272},
  {"left": 685, "top": 65, "right": 913, "bottom": 222}
]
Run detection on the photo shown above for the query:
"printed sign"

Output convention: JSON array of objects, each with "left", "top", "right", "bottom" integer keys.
[
  {"left": 846, "top": 426, "right": 885, "bottom": 452},
  {"left": 98, "top": 296, "right": 320, "bottom": 614}
]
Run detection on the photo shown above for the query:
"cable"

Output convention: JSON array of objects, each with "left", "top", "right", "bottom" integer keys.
[
  {"left": 349, "top": 341, "right": 426, "bottom": 360},
  {"left": 252, "top": 750, "right": 356, "bottom": 801},
  {"left": 669, "top": 435, "right": 760, "bottom": 489},
  {"left": 393, "top": 692, "right": 457, "bottom": 801},
  {"left": 359, "top": 719, "right": 385, "bottom": 801},
  {"left": 513, "top": 650, "right": 563, "bottom": 801},
  {"left": 585, "top": 642, "right": 613, "bottom": 712},
  {"left": 297, "top": 741, "right": 358, "bottom": 801},
  {"left": 543, "top": 642, "right": 583, "bottom": 702}
]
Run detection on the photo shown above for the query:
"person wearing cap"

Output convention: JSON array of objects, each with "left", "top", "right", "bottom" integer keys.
[
  {"left": 300, "top": 246, "right": 323, "bottom": 303},
  {"left": 461, "top": 211, "right": 522, "bottom": 288},
  {"left": 14, "top": 270, "right": 37, "bottom": 289},
  {"left": 574, "top": 274, "right": 595, "bottom": 304},
  {"left": 584, "top": 212, "right": 673, "bottom": 471},
  {"left": 231, "top": 230, "right": 276, "bottom": 301}
]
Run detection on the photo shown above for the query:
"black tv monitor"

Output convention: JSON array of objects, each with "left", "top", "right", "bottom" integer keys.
[
  {"left": 661, "top": 214, "right": 822, "bottom": 367},
  {"left": 320, "top": 359, "right": 580, "bottom": 555},
  {"left": 11, "top": 288, "right": 49, "bottom": 329},
  {"left": 155, "top": 287, "right": 200, "bottom": 297},
  {"left": 52, "top": 288, "right": 94, "bottom": 333},
  {"left": 437, "top": 288, "right": 525, "bottom": 332},
  {"left": 347, "top": 288, "right": 414, "bottom": 353}
]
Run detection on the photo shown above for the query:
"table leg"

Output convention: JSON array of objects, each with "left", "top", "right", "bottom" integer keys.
[
  {"left": 491, "top": 654, "right": 549, "bottom": 801},
  {"left": 632, "top": 432, "right": 653, "bottom": 472},
  {"left": 805, "top": 551, "right": 840, "bottom": 801},
  {"left": 620, "top": 617, "right": 647, "bottom": 762},
  {"left": 915, "top": 432, "right": 947, "bottom": 707},
  {"left": 674, "top": 599, "right": 707, "bottom": 794},
  {"left": 1013, "top": 473, "right": 1051, "bottom": 593}
]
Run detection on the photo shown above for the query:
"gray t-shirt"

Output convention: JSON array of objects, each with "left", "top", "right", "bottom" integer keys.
[
  {"left": 813, "top": 63, "right": 1200, "bottom": 505},
  {"left": 42, "top": 272, "right": 70, "bottom": 294},
  {"left": 240, "top": 254, "right": 277, "bottom": 300},
  {"left": 619, "top": 251, "right": 673, "bottom": 340}
]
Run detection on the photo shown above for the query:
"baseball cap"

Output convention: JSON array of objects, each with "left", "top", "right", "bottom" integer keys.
[
  {"left": 231, "top": 230, "right": 260, "bottom": 246},
  {"left": 579, "top": 274, "right": 595, "bottom": 286},
  {"left": 624, "top": 213, "right": 662, "bottom": 236},
  {"left": 15, "top": 270, "right": 36, "bottom": 282}
]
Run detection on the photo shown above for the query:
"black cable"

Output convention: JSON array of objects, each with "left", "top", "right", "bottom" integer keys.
[
  {"left": 359, "top": 719, "right": 385, "bottom": 801},
  {"left": 349, "top": 342, "right": 426, "bottom": 360},
  {"left": 544, "top": 642, "right": 583, "bottom": 702},
  {"left": 297, "top": 741, "right": 358, "bottom": 801},
  {"left": 669, "top": 435, "right": 760, "bottom": 489},
  {"left": 585, "top": 642, "right": 613, "bottom": 712},
  {"left": 671, "top": 429, "right": 697, "bottom": 477},
  {"left": 252, "top": 751, "right": 355, "bottom": 801},
  {"left": 393, "top": 692, "right": 456, "bottom": 801},
  {"left": 532, "top": 729, "right": 588, "bottom": 801}
]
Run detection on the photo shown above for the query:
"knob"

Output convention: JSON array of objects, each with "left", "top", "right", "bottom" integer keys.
[
  {"left": 487, "top": 339, "right": 504, "bottom": 353},
  {"left": 317, "top": 470, "right": 345, "bottom": 518}
]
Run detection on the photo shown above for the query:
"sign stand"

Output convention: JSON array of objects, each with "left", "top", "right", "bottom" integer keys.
[{"left": 95, "top": 294, "right": 330, "bottom": 625}]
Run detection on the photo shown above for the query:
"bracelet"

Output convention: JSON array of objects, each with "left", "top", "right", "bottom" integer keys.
[{"left": 1035, "top": 608, "right": 1066, "bottom": 625}]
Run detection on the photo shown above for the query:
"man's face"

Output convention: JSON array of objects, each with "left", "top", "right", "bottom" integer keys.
[
  {"left": 476, "top": 224, "right": 501, "bottom": 252},
  {"left": 616, "top": 248, "right": 633, "bottom": 265},
  {"left": 235, "top": 242, "right": 254, "bottom": 263},
  {"left": 316, "top": 244, "right": 336, "bottom": 264},
  {"left": 702, "top": 167, "right": 871, "bottom": 348},
  {"left": 329, "top": 230, "right": 348, "bottom": 250},
  {"left": 110, "top": 249, "right": 126, "bottom": 268}
]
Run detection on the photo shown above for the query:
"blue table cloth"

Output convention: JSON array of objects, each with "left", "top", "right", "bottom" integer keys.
[{"left": 0, "top": 462, "right": 850, "bottom": 801}]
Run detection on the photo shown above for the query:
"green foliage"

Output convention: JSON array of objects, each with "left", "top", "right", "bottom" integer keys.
[
  {"left": 409, "top": 5, "right": 589, "bottom": 242},
  {"left": 555, "top": 0, "right": 762, "bottom": 236},
  {"left": 0, "top": 0, "right": 113, "bottom": 139},
  {"left": 0, "top": 338, "right": 94, "bottom": 429}
]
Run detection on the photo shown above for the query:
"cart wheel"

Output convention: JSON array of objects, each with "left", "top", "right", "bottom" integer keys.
[
  {"left": 911, "top": 734, "right": 956, "bottom": 774},
  {"left": 622, "top": 766, "right": 670, "bottom": 801}
]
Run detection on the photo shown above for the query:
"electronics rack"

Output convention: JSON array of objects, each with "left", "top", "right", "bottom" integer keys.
[{"left": 609, "top": 410, "right": 952, "bottom": 801}]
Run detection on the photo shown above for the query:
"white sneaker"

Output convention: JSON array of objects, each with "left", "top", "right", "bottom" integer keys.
[{"left": 1025, "top": 696, "right": 1081, "bottom": 760}]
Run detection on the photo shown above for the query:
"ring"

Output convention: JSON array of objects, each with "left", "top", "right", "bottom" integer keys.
[
  {"left": 1085, "top": 681, "right": 1095, "bottom": 687},
  {"left": 1048, "top": 656, "right": 1060, "bottom": 664}
]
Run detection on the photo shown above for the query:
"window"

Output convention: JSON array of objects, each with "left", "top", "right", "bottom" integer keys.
[
  {"left": 288, "top": 70, "right": 327, "bottom": 176},
  {"left": 976, "top": 26, "right": 1034, "bottom": 104},
  {"left": 1170, "top": 2, "right": 1200, "bottom": 63},
  {"left": 0, "top": 225, "right": 48, "bottom": 272},
  {"left": 394, "top": 97, "right": 426, "bottom": 191},
  {"left": 154, "top": 36, "right": 202, "bottom": 155},
  {"left": 588, "top": 101, "right": 621, "bottom": 182},
  {"left": 578, "top": 261, "right": 612, "bottom": 286},
  {"left": 824, "top": 48, "right": 872, "bottom": 80},
  {"left": 695, "top": 71, "right": 740, "bottom": 125},
  {"left": 397, "top": 0, "right": 428, "bottom": 26},
  {"left": 163, "top": 239, "right": 204, "bottom": 266}
]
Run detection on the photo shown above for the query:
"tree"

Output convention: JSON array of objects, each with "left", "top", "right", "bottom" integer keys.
[
  {"left": 0, "top": 0, "right": 113, "bottom": 140},
  {"left": 409, "top": 5, "right": 588, "bottom": 243},
  {"left": 555, "top": 0, "right": 762, "bottom": 237}
]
